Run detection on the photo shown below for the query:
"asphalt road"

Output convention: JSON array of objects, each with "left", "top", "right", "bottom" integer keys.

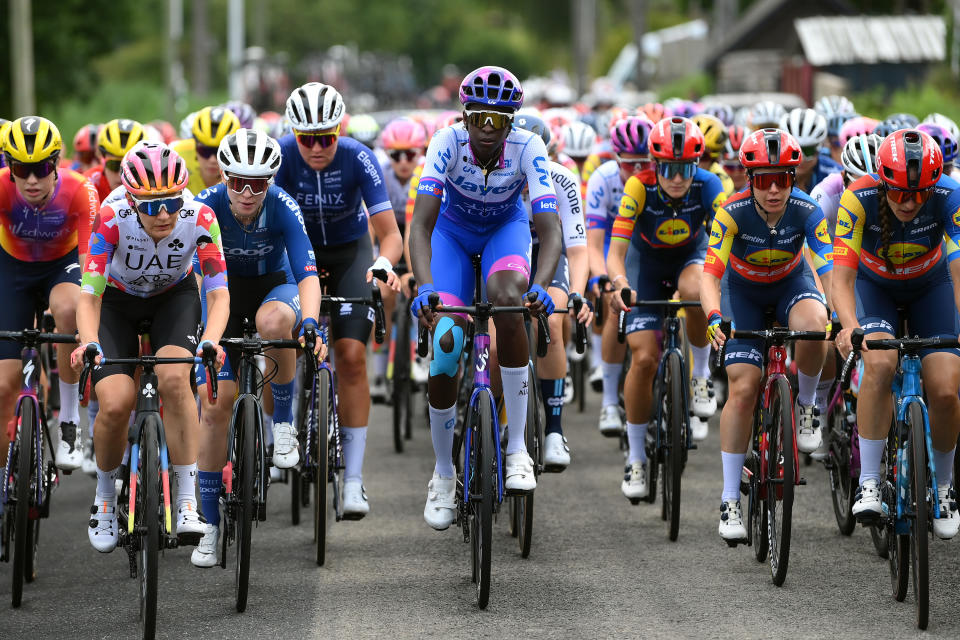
[{"left": 2, "top": 388, "right": 959, "bottom": 639}]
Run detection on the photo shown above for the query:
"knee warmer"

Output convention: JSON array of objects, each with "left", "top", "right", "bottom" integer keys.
[{"left": 430, "top": 317, "right": 464, "bottom": 378}]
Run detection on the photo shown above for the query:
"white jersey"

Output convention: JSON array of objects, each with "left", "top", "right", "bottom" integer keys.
[
  {"left": 524, "top": 161, "right": 586, "bottom": 248},
  {"left": 585, "top": 160, "right": 623, "bottom": 249},
  {"left": 810, "top": 172, "right": 845, "bottom": 231}
]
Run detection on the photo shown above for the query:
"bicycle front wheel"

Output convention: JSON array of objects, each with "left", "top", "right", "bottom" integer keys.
[
  {"left": 907, "top": 402, "right": 929, "bottom": 629},
  {"left": 470, "top": 391, "right": 494, "bottom": 609},
  {"left": 234, "top": 397, "right": 257, "bottom": 613},
  {"left": 313, "top": 368, "right": 331, "bottom": 566},
  {"left": 766, "top": 377, "right": 794, "bottom": 586},
  {"left": 11, "top": 403, "right": 35, "bottom": 607},
  {"left": 887, "top": 421, "right": 909, "bottom": 601},
  {"left": 827, "top": 397, "right": 856, "bottom": 536},
  {"left": 137, "top": 416, "right": 161, "bottom": 640},
  {"left": 516, "top": 364, "right": 543, "bottom": 557},
  {"left": 663, "top": 352, "right": 684, "bottom": 541}
]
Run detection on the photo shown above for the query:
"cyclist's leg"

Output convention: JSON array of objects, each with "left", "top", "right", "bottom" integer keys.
[
  {"left": 677, "top": 261, "right": 710, "bottom": 377},
  {"left": 371, "top": 282, "right": 397, "bottom": 397},
  {"left": 533, "top": 250, "right": 570, "bottom": 436},
  {"left": 258, "top": 283, "right": 301, "bottom": 465}
]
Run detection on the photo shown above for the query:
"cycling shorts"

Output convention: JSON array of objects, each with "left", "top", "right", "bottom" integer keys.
[
  {"left": 855, "top": 264, "right": 960, "bottom": 358},
  {"left": 317, "top": 234, "right": 375, "bottom": 344},
  {"left": 530, "top": 245, "right": 569, "bottom": 296},
  {"left": 430, "top": 213, "right": 532, "bottom": 307},
  {"left": 0, "top": 247, "right": 80, "bottom": 360},
  {"left": 721, "top": 266, "right": 826, "bottom": 368},
  {"left": 623, "top": 238, "right": 705, "bottom": 335},
  {"left": 93, "top": 276, "right": 201, "bottom": 383}
]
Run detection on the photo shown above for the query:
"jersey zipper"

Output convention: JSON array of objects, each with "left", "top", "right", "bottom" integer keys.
[{"left": 316, "top": 172, "right": 327, "bottom": 245}]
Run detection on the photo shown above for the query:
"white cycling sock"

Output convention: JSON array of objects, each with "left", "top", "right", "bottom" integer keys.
[
  {"left": 173, "top": 463, "right": 197, "bottom": 505},
  {"left": 690, "top": 343, "right": 711, "bottom": 379},
  {"left": 58, "top": 381, "right": 79, "bottom": 424},
  {"left": 590, "top": 333, "right": 603, "bottom": 366},
  {"left": 501, "top": 365, "right": 529, "bottom": 455},
  {"left": 264, "top": 414, "right": 274, "bottom": 447},
  {"left": 96, "top": 466, "right": 120, "bottom": 499},
  {"left": 601, "top": 361, "right": 622, "bottom": 408},
  {"left": 797, "top": 371, "right": 820, "bottom": 407},
  {"left": 429, "top": 403, "right": 457, "bottom": 478},
  {"left": 373, "top": 345, "right": 389, "bottom": 379},
  {"left": 626, "top": 421, "right": 648, "bottom": 465},
  {"left": 815, "top": 379, "right": 833, "bottom": 415},
  {"left": 87, "top": 400, "right": 99, "bottom": 437},
  {"left": 933, "top": 446, "right": 956, "bottom": 488},
  {"left": 721, "top": 451, "right": 746, "bottom": 502},
  {"left": 858, "top": 435, "right": 885, "bottom": 485},
  {"left": 342, "top": 426, "right": 368, "bottom": 481}
]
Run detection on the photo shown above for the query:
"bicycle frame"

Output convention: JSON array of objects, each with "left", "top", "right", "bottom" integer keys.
[
  {"left": 462, "top": 330, "right": 504, "bottom": 506},
  {"left": 127, "top": 365, "right": 174, "bottom": 537},
  {"left": 825, "top": 374, "right": 861, "bottom": 479},
  {"left": 2, "top": 345, "right": 49, "bottom": 518},
  {"left": 651, "top": 312, "right": 693, "bottom": 455},
  {"left": 756, "top": 343, "right": 802, "bottom": 498}
]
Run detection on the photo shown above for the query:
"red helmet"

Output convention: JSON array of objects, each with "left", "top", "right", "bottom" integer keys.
[
  {"left": 738, "top": 128, "right": 802, "bottom": 169},
  {"left": 876, "top": 129, "right": 943, "bottom": 190},
  {"left": 638, "top": 102, "right": 670, "bottom": 123},
  {"left": 73, "top": 124, "right": 99, "bottom": 153},
  {"left": 648, "top": 117, "right": 704, "bottom": 161}
]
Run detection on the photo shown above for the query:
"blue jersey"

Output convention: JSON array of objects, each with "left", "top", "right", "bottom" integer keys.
[
  {"left": 194, "top": 183, "right": 317, "bottom": 283},
  {"left": 274, "top": 135, "right": 393, "bottom": 247},
  {"left": 802, "top": 153, "right": 842, "bottom": 194}
]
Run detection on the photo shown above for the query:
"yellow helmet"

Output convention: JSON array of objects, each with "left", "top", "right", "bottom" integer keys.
[
  {"left": 0, "top": 119, "right": 10, "bottom": 154},
  {"left": 97, "top": 118, "right": 146, "bottom": 159},
  {"left": 692, "top": 113, "right": 728, "bottom": 156},
  {"left": 3, "top": 116, "right": 62, "bottom": 163},
  {"left": 192, "top": 106, "right": 241, "bottom": 148}
]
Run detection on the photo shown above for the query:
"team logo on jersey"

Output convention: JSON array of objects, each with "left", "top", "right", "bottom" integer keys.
[
  {"left": 836, "top": 208, "right": 854, "bottom": 238},
  {"left": 880, "top": 242, "right": 927, "bottom": 265},
  {"left": 709, "top": 220, "right": 726, "bottom": 247},
  {"left": 952, "top": 208, "right": 960, "bottom": 228},
  {"left": 745, "top": 248, "right": 794, "bottom": 266},
  {"left": 655, "top": 218, "right": 691, "bottom": 244},
  {"left": 620, "top": 201, "right": 637, "bottom": 218},
  {"left": 814, "top": 219, "right": 831, "bottom": 244}
]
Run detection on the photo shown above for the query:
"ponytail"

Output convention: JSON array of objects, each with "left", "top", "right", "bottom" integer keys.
[{"left": 877, "top": 188, "right": 897, "bottom": 275}]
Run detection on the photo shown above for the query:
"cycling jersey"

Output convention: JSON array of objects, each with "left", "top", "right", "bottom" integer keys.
[
  {"left": 810, "top": 172, "right": 844, "bottom": 231},
  {"left": 584, "top": 160, "right": 624, "bottom": 254},
  {"left": 83, "top": 165, "right": 113, "bottom": 203},
  {"left": 581, "top": 141, "right": 614, "bottom": 186},
  {"left": 379, "top": 157, "right": 410, "bottom": 229},
  {"left": 82, "top": 195, "right": 227, "bottom": 298},
  {"left": 834, "top": 174, "right": 960, "bottom": 283},
  {"left": 708, "top": 161, "right": 735, "bottom": 200},
  {"left": 705, "top": 187, "right": 833, "bottom": 284},
  {"left": 524, "top": 161, "right": 586, "bottom": 248},
  {"left": 404, "top": 159, "right": 426, "bottom": 226},
  {"left": 274, "top": 135, "right": 392, "bottom": 246},
  {"left": 612, "top": 167, "right": 725, "bottom": 252},
  {"left": 170, "top": 138, "right": 218, "bottom": 195},
  {"left": 798, "top": 154, "right": 842, "bottom": 194},
  {"left": 0, "top": 168, "right": 98, "bottom": 262}
]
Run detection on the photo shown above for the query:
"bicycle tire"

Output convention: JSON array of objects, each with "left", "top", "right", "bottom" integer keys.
[
  {"left": 827, "top": 399, "right": 856, "bottom": 536},
  {"left": 573, "top": 356, "right": 585, "bottom": 413},
  {"left": 290, "top": 468, "right": 301, "bottom": 526},
  {"left": 516, "top": 364, "right": 542, "bottom": 557},
  {"left": 235, "top": 397, "right": 256, "bottom": 613},
  {"left": 663, "top": 352, "right": 684, "bottom": 541},
  {"left": 11, "top": 403, "right": 33, "bottom": 607},
  {"left": 313, "top": 368, "right": 331, "bottom": 566},
  {"left": 907, "top": 402, "right": 929, "bottom": 629},
  {"left": 749, "top": 454, "right": 768, "bottom": 562},
  {"left": 392, "top": 375, "right": 408, "bottom": 454},
  {"left": 472, "top": 391, "right": 494, "bottom": 609},
  {"left": 888, "top": 423, "right": 909, "bottom": 601},
  {"left": 393, "top": 300, "right": 413, "bottom": 448},
  {"left": 767, "top": 377, "right": 794, "bottom": 586},
  {"left": 138, "top": 416, "right": 160, "bottom": 640}
]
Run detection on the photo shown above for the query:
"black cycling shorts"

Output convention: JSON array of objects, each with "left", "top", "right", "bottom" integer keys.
[
  {"left": 93, "top": 277, "right": 201, "bottom": 383},
  {"left": 316, "top": 234, "right": 375, "bottom": 343}
]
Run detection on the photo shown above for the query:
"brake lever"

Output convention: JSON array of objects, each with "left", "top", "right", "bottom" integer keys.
[
  {"left": 202, "top": 343, "right": 218, "bottom": 403},
  {"left": 372, "top": 286, "right": 386, "bottom": 344},
  {"left": 571, "top": 295, "right": 586, "bottom": 354},
  {"left": 78, "top": 343, "right": 99, "bottom": 406},
  {"left": 840, "top": 328, "right": 864, "bottom": 390},
  {"left": 714, "top": 318, "right": 732, "bottom": 369}
]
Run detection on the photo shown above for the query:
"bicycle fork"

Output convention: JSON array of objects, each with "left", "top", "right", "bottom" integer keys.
[{"left": 127, "top": 413, "right": 174, "bottom": 537}]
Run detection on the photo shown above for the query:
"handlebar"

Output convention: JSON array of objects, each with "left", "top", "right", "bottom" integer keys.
[
  {"left": 569, "top": 295, "right": 587, "bottom": 355},
  {"left": 0, "top": 330, "right": 77, "bottom": 346},
  {"left": 320, "top": 269, "right": 388, "bottom": 344},
  {"left": 616, "top": 294, "right": 701, "bottom": 344},
  {"left": 594, "top": 275, "right": 611, "bottom": 325},
  {"left": 839, "top": 328, "right": 864, "bottom": 390},
  {"left": 713, "top": 317, "right": 830, "bottom": 369}
]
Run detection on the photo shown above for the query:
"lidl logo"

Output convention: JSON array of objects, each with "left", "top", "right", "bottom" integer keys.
[
  {"left": 836, "top": 208, "right": 854, "bottom": 236},
  {"left": 745, "top": 248, "right": 794, "bottom": 266},
  {"left": 880, "top": 243, "right": 927, "bottom": 265},
  {"left": 656, "top": 218, "right": 691, "bottom": 244},
  {"left": 814, "top": 218, "right": 831, "bottom": 244}
]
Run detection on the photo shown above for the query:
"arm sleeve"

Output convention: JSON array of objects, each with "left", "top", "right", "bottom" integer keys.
[
  {"left": 277, "top": 191, "right": 318, "bottom": 282},
  {"left": 804, "top": 203, "right": 834, "bottom": 275},
  {"left": 833, "top": 189, "right": 867, "bottom": 269},
  {"left": 80, "top": 206, "right": 119, "bottom": 297},
  {"left": 354, "top": 147, "right": 392, "bottom": 217},
  {"left": 194, "top": 206, "right": 228, "bottom": 294},
  {"left": 703, "top": 207, "right": 739, "bottom": 279},
  {"left": 552, "top": 163, "right": 586, "bottom": 247},
  {"left": 416, "top": 127, "right": 456, "bottom": 200},
  {"left": 521, "top": 136, "right": 559, "bottom": 215},
  {"left": 610, "top": 175, "right": 645, "bottom": 242},
  {"left": 74, "top": 176, "right": 100, "bottom": 253}
]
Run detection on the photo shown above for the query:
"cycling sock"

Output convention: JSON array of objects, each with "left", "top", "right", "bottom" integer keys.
[
  {"left": 858, "top": 435, "right": 885, "bottom": 485},
  {"left": 590, "top": 333, "right": 603, "bottom": 366},
  {"left": 541, "top": 378, "right": 564, "bottom": 436},
  {"left": 933, "top": 446, "right": 956, "bottom": 488},
  {"left": 601, "top": 361, "right": 622, "bottom": 408},
  {"left": 121, "top": 443, "right": 130, "bottom": 466},
  {"left": 721, "top": 451, "right": 746, "bottom": 502},
  {"left": 626, "top": 421, "right": 648, "bottom": 465},
  {"left": 197, "top": 470, "right": 221, "bottom": 527},
  {"left": 373, "top": 344, "right": 389, "bottom": 379},
  {"left": 58, "top": 381, "right": 79, "bottom": 424},
  {"left": 501, "top": 365, "right": 530, "bottom": 455},
  {"left": 815, "top": 379, "right": 833, "bottom": 414},
  {"left": 428, "top": 403, "right": 457, "bottom": 478},
  {"left": 87, "top": 400, "right": 99, "bottom": 438},
  {"left": 96, "top": 466, "right": 120, "bottom": 499},
  {"left": 342, "top": 426, "right": 367, "bottom": 481},
  {"left": 690, "top": 343, "right": 711, "bottom": 379},
  {"left": 173, "top": 463, "right": 198, "bottom": 505},
  {"left": 796, "top": 371, "right": 820, "bottom": 407},
  {"left": 269, "top": 379, "right": 295, "bottom": 425},
  {"left": 264, "top": 414, "right": 274, "bottom": 447}
]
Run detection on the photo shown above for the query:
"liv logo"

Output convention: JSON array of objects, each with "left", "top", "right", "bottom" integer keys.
[{"left": 476, "top": 347, "right": 489, "bottom": 372}]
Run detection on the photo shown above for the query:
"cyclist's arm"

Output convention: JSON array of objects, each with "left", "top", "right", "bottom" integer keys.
[
  {"left": 276, "top": 191, "right": 321, "bottom": 321},
  {"left": 74, "top": 175, "right": 99, "bottom": 265},
  {"left": 700, "top": 206, "right": 737, "bottom": 320},
  {"left": 831, "top": 191, "right": 866, "bottom": 331},
  {"left": 525, "top": 138, "right": 562, "bottom": 290},
  {"left": 195, "top": 206, "right": 230, "bottom": 345},
  {"left": 804, "top": 204, "right": 834, "bottom": 310},
  {"left": 356, "top": 147, "right": 402, "bottom": 266},
  {"left": 605, "top": 237, "right": 629, "bottom": 311},
  {"left": 77, "top": 208, "right": 118, "bottom": 345},
  {"left": 584, "top": 170, "right": 610, "bottom": 280}
]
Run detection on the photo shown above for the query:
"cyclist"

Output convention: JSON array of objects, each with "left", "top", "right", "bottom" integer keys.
[
  {"left": 408, "top": 66, "right": 561, "bottom": 530},
  {"left": 347, "top": 114, "right": 381, "bottom": 151},
  {"left": 720, "top": 124, "right": 748, "bottom": 192},
  {"left": 917, "top": 122, "right": 959, "bottom": 180},
  {"left": 608, "top": 116, "right": 724, "bottom": 500},
  {"left": 0, "top": 116, "right": 98, "bottom": 471},
  {"left": 71, "top": 124, "right": 100, "bottom": 172},
  {"left": 702, "top": 129, "right": 832, "bottom": 541},
  {"left": 223, "top": 100, "right": 257, "bottom": 130},
  {"left": 275, "top": 82, "right": 402, "bottom": 519},
  {"left": 191, "top": 128, "right": 323, "bottom": 566},
  {"left": 585, "top": 116, "right": 654, "bottom": 436},
  {"left": 71, "top": 142, "right": 229, "bottom": 552},
  {"left": 560, "top": 120, "right": 597, "bottom": 178},
  {"left": 833, "top": 130, "right": 960, "bottom": 539},
  {"left": 692, "top": 113, "right": 735, "bottom": 199},
  {"left": 172, "top": 106, "right": 241, "bottom": 194},
  {"left": 85, "top": 119, "right": 147, "bottom": 202},
  {"left": 779, "top": 108, "right": 840, "bottom": 194},
  {"left": 748, "top": 101, "right": 785, "bottom": 130}
]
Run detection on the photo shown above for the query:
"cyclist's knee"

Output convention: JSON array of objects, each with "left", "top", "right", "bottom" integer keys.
[
  {"left": 156, "top": 366, "right": 193, "bottom": 400},
  {"left": 726, "top": 367, "right": 761, "bottom": 409},
  {"left": 863, "top": 351, "right": 896, "bottom": 386},
  {"left": 333, "top": 341, "right": 366, "bottom": 382},
  {"left": 97, "top": 394, "right": 135, "bottom": 429},
  {"left": 431, "top": 316, "right": 464, "bottom": 378},
  {"left": 256, "top": 306, "right": 295, "bottom": 339},
  {"left": 487, "top": 272, "right": 526, "bottom": 306},
  {"left": 629, "top": 344, "right": 657, "bottom": 376}
]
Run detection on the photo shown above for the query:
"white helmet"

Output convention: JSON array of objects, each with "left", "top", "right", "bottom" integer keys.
[
  {"left": 922, "top": 112, "right": 959, "bottom": 141},
  {"left": 217, "top": 128, "right": 282, "bottom": 178},
  {"left": 779, "top": 108, "right": 827, "bottom": 148},
  {"left": 285, "top": 82, "right": 345, "bottom": 132},
  {"left": 179, "top": 111, "right": 198, "bottom": 140},
  {"left": 750, "top": 101, "right": 786, "bottom": 129},
  {"left": 814, "top": 95, "right": 855, "bottom": 118},
  {"left": 560, "top": 121, "right": 597, "bottom": 159},
  {"left": 840, "top": 133, "right": 881, "bottom": 180}
]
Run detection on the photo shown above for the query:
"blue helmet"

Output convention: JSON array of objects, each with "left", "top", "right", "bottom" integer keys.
[{"left": 459, "top": 66, "right": 523, "bottom": 111}]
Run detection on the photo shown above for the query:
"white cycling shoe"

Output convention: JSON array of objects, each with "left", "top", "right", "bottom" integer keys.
[
  {"left": 343, "top": 479, "right": 370, "bottom": 520},
  {"left": 598, "top": 404, "right": 624, "bottom": 438},
  {"left": 718, "top": 500, "right": 748, "bottom": 541},
  {"left": 690, "top": 416, "right": 708, "bottom": 442},
  {"left": 852, "top": 478, "right": 882, "bottom": 521},
  {"left": 504, "top": 452, "right": 537, "bottom": 493},
  {"left": 934, "top": 485, "right": 960, "bottom": 540},
  {"left": 690, "top": 377, "right": 717, "bottom": 419},
  {"left": 56, "top": 421, "right": 83, "bottom": 471},
  {"left": 795, "top": 401, "right": 822, "bottom": 454},
  {"left": 588, "top": 365, "right": 603, "bottom": 392},
  {"left": 621, "top": 461, "right": 648, "bottom": 501},
  {"left": 423, "top": 474, "right": 456, "bottom": 531},
  {"left": 177, "top": 500, "right": 205, "bottom": 545},
  {"left": 543, "top": 433, "right": 570, "bottom": 472},
  {"left": 271, "top": 421, "right": 300, "bottom": 469},
  {"left": 191, "top": 523, "right": 220, "bottom": 568},
  {"left": 88, "top": 494, "right": 118, "bottom": 553}
]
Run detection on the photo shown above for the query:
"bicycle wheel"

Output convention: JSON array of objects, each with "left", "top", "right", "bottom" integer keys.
[
  {"left": 313, "top": 368, "right": 331, "bottom": 566},
  {"left": 749, "top": 453, "right": 768, "bottom": 561},
  {"left": 11, "top": 403, "right": 34, "bottom": 608},
  {"left": 827, "top": 399, "right": 856, "bottom": 536},
  {"left": 470, "top": 391, "right": 494, "bottom": 609},
  {"left": 393, "top": 301, "right": 413, "bottom": 450},
  {"left": 662, "top": 352, "right": 684, "bottom": 541},
  {"left": 573, "top": 355, "right": 585, "bottom": 413},
  {"left": 766, "top": 377, "right": 794, "bottom": 586},
  {"left": 888, "top": 424, "right": 909, "bottom": 601},
  {"left": 137, "top": 416, "right": 161, "bottom": 640},
  {"left": 290, "top": 467, "right": 301, "bottom": 526},
  {"left": 234, "top": 398, "right": 256, "bottom": 613},
  {"left": 516, "top": 365, "right": 542, "bottom": 557},
  {"left": 907, "top": 402, "right": 929, "bottom": 629}
]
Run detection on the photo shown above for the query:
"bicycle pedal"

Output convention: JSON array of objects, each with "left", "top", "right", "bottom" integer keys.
[
  {"left": 175, "top": 531, "right": 199, "bottom": 547},
  {"left": 504, "top": 487, "right": 534, "bottom": 497},
  {"left": 798, "top": 478, "right": 807, "bottom": 485},
  {"left": 628, "top": 497, "right": 641, "bottom": 506},
  {"left": 257, "top": 503, "right": 267, "bottom": 521}
]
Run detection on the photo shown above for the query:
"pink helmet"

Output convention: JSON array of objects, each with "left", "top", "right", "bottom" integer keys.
[
  {"left": 120, "top": 142, "right": 188, "bottom": 196},
  {"left": 610, "top": 116, "right": 653, "bottom": 155},
  {"left": 839, "top": 116, "right": 880, "bottom": 147},
  {"left": 380, "top": 118, "right": 427, "bottom": 150}
]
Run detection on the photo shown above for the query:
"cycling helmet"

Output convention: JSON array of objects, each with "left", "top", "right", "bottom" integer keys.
[
  {"left": 120, "top": 142, "right": 189, "bottom": 196},
  {"left": 671, "top": 100, "right": 702, "bottom": 119},
  {"left": 272, "top": 116, "right": 294, "bottom": 140},
  {"left": 217, "top": 128, "right": 282, "bottom": 178},
  {"left": 346, "top": 114, "right": 380, "bottom": 148},
  {"left": 691, "top": 114, "right": 728, "bottom": 156},
  {"left": 179, "top": 112, "right": 198, "bottom": 140},
  {"left": 285, "top": 82, "right": 346, "bottom": 132},
  {"left": 0, "top": 119, "right": 10, "bottom": 154},
  {"left": 702, "top": 103, "right": 735, "bottom": 126},
  {"left": 192, "top": 106, "right": 241, "bottom": 148},
  {"left": 887, "top": 112, "right": 919, "bottom": 127},
  {"left": 826, "top": 112, "right": 856, "bottom": 138},
  {"left": 149, "top": 120, "right": 178, "bottom": 144},
  {"left": 434, "top": 110, "right": 462, "bottom": 131},
  {"left": 733, "top": 106, "right": 752, "bottom": 128},
  {"left": 98, "top": 118, "right": 146, "bottom": 159},
  {"left": 73, "top": 124, "right": 100, "bottom": 153},
  {"left": 381, "top": 117, "right": 427, "bottom": 150},
  {"left": 922, "top": 112, "right": 959, "bottom": 140},
  {"left": 916, "top": 123, "right": 958, "bottom": 165},
  {"left": 739, "top": 128, "right": 802, "bottom": 169},
  {"left": 814, "top": 95, "right": 856, "bottom": 117},
  {"left": 223, "top": 101, "right": 257, "bottom": 129},
  {"left": 3, "top": 116, "right": 62, "bottom": 163},
  {"left": 649, "top": 117, "right": 704, "bottom": 161},
  {"left": 876, "top": 129, "right": 942, "bottom": 190},
  {"left": 560, "top": 121, "right": 597, "bottom": 159},
  {"left": 638, "top": 102, "right": 670, "bottom": 123},
  {"left": 513, "top": 113, "right": 551, "bottom": 148},
  {"left": 543, "top": 107, "right": 574, "bottom": 131},
  {"left": 839, "top": 116, "right": 879, "bottom": 146},
  {"left": 459, "top": 66, "right": 523, "bottom": 111},
  {"left": 873, "top": 119, "right": 908, "bottom": 140},
  {"left": 749, "top": 101, "right": 786, "bottom": 129},
  {"left": 779, "top": 108, "right": 827, "bottom": 148},
  {"left": 722, "top": 125, "right": 748, "bottom": 162},
  {"left": 610, "top": 116, "right": 653, "bottom": 156},
  {"left": 840, "top": 134, "right": 881, "bottom": 179}
]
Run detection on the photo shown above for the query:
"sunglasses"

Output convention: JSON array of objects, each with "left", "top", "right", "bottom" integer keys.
[
  {"left": 801, "top": 145, "right": 820, "bottom": 158},
  {"left": 722, "top": 163, "right": 746, "bottom": 173},
  {"left": 295, "top": 125, "right": 341, "bottom": 149},
  {"left": 885, "top": 185, "right": 933, "bottom": 205},
  {"left": 389, "top": 149, "right": 419, "bottom": 163},
  {"left": 750, "top": 171, "right": 794, "bottom": 190},
  {"left": 618, "top": 158, "right": 654, "bottom": 173},
  {"left": 225, "top": 173, "right": 271, "bottom": 195},
  {"left": 196, "top": 144, "right": 218, "bottom": 159},
  {"left": 104, "top": 158, "right": 122, "bottom": 172},
  {"left": 463, "top": 109, "right": 513, "bottom": 130},
  {"left": 656, "top": 161, "right": 697, "bottom": 180},
  {"left": 129, "top": 194, "right": 184, "bottom": 216},
  {"left": 9, "top": 159, "right": 58, "bottom": 180}
]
